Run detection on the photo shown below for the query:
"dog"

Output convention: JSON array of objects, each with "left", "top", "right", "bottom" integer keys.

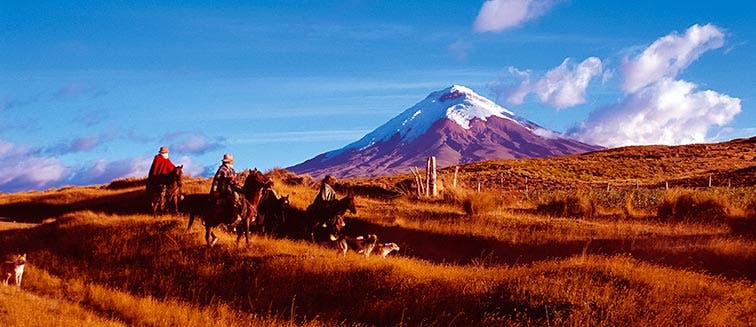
[
  {"left": 337, "top": 234, "right": 378, "bottom": 257},
  {"left": 1, "top": 253, "right": 26, "bottom": 287},
  {"left": 375, "top": 242, "right": 400, "bottom": 258}
]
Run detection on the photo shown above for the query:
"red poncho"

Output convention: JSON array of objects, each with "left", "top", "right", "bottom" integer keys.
[{"left": 148, "top": 154, "right": 175, "bottom": 179}]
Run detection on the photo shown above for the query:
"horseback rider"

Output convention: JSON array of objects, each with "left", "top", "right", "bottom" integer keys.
[
  {"left": 146, "top": 146, "right": 176, "bottom": 194},
  {"left": 310, "top": 175, "right": 338, "bottom": 228},
  {"left": 210, "top": 153, "right": 243, "bottom": 229}
]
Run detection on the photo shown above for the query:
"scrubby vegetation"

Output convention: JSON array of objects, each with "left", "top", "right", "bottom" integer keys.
[{"left": 1, "top": 139, "right": 755, "bottom": 326}]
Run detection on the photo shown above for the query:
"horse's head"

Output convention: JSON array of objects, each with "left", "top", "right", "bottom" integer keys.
[
  {"left": 174, "top": 165, "right": 184, "bottom": 186},
  {"left": 243, "top": 169, "right": 271, "bottom": 195},
  {"left": 344, "top": 195, "right": 357, "bottom": 214}
]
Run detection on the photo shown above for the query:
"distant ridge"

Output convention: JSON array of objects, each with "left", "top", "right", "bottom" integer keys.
[{"left": 289, "top": 85, "right": 602, "bottom": 178}]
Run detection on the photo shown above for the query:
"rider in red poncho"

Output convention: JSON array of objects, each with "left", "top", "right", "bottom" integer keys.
[{"left": 146, "top": 146, "right": 176, "bottom": 193}]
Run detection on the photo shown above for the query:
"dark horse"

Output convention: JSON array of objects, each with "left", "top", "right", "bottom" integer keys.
[
  {"left": 306, "top": 195, "right": 357, "bottom": 242},
  {"left": 240, "top": 189, "right": 290, "bottom": 236},
  {"left": 186, "top": 169, "right": 270, "bottom": 247},
  {"left": 149, "top": 165, "right": 183, "bottom": 216}
]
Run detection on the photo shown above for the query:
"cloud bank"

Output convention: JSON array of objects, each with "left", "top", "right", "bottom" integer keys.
[
  {"left": 474, "top": 0, "right": 560, "bottom": 32},
  {"left": 621, "top": 24, "right": 725, "bottom": 93},
  {"left": 571, "top": 78, "right": 741, "bottom": 147},
  {"left": 495, "top": 57, "right": 603, "bottom": 109},
  {"left": 569, "top": 24, "right": 740, "bottom": 147},
  {"left": 0, "top": 139, "right": 70, "bottom": 193},
  {"left": 488, "top": 23, "right": 741, "bottom": 147}
]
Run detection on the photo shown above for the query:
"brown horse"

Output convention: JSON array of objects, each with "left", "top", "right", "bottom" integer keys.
[
  {"left": 186, "top": 169, "right": 270, "bottom": 247},
  {"left": 306, "top": 195, "right": 357, "bottom": 242},
  {"left": 150, "top": 165, "right": 183, "bottom": 216},
  {"left": 235, "top": 169, "right": 272, "bottom": 246}
]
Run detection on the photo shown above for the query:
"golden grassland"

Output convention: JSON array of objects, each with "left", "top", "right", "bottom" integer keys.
[{"left": 1, "top": 140, "right": 755, "bottom": 326}]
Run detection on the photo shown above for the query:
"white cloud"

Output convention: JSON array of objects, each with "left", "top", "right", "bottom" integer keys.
[
  {"left": 474, "top": 0, "right": 560, "bottom": 32},
  {"left": 621, "top": 24, "right": 725, "bottom": 93},
  {"left": 532, "top": 57, "right": 603, "bottom": 109},
  {"left": 0, "top": 140, "right": 70, "bottom": 192},
  {"left": 571, "top": 78, "right": 741, "bottom": 147},
  {"left": 492, "top": 57, "right": 602, "bottom": 109},
  {"left": 163, "top": 132, "right": 223, "bottom": 155}
]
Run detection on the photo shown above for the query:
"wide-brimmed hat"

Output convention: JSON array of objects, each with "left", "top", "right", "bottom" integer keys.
[
  {"left": 222, "top": 153, "right": 234, "bottom": 163},
  {"left": 159, "top": 146, "right": 169, "bottom": 154}
]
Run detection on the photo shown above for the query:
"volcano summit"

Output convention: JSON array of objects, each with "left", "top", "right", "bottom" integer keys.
[{"left": 289, "top": 85, "right": 601, "bottom": 178}]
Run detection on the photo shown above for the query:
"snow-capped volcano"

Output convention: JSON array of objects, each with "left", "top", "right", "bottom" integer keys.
[{"left": 289, "top": 85, "right": 601, "bottom": 178}]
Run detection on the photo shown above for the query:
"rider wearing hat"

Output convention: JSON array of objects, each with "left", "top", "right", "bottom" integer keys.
[
  {"left": 146, "top": 146, "right": 175, "bottom": 193},
  {"left": 310, "top": 175, "right": 338, "bottom": 229},
  {"left": 210, "top": 153, "right": 243, "bottom": 228}
]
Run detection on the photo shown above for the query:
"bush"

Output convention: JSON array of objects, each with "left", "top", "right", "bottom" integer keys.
[
  {"left": 657, "top": 191, "right": 732, "bottom": 224},
  {"left": 728, "top": 200, "right": 756, "bottom": 237},
  {"left": 536, "top": 193, "right": 595, "bottom": 219},
  {"left": 442, "top": 188, "right": 499, "bottom": 216}
]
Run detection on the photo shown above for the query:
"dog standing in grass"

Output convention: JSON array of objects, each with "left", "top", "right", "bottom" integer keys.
[
  {"left": 1, "top": 253, "right": 26, "bottom": 287},
  {"left": 375, "top": 243, "right": 400, "bottom": 258},
  {"left": 337, "top": 234, "right": 378, "bottom": 257}
]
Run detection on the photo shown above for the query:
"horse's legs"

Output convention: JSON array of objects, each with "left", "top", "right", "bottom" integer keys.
[
  {"left": 244, "top": 217, "right": 250, "bottom": 246},
  {"left": 205, "top": 226, "right": 218, "bottom": 247}
]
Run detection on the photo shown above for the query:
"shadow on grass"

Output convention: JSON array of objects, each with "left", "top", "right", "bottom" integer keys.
[
  {"left": 0, "top": 190, "right": 150, "bottom": 223},
  {"left": 343, "top": 218, "right": 756, "bottom": 281}
]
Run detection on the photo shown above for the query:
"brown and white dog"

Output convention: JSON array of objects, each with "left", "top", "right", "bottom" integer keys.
[
  {"left": 337, "top": 234, "right": 378, "bottom": 257},
  {"left": 375, "top": 242, "right": 400, "bottom": 258},
  {"left": 1, "top": 253, "right": 26, "bottom": 287}
]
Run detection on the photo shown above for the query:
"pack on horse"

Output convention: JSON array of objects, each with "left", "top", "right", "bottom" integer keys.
[
  {"left": 306, "top": 195, "right": 357, "bottom": 242},
  {"left": 149, "top": 165, "right": 183, "bottom": 216},
  {"left": 234, "top": 169, "right": 273, "bottom": 245}
]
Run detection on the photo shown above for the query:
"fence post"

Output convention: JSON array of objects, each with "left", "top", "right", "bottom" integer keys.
[
  {"left": 453, "top": 166, "right": 458, "bottom": 188},
  {"left": 427, "top": 156, "right": 437, "bottom": 198}
]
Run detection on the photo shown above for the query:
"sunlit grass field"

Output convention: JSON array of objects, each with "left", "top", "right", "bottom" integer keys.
[{"left": 0, "top": 139, "right": 754, "bottom": 326}]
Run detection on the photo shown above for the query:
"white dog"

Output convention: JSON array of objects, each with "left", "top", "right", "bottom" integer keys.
[
  {"left": 375, "top": 243, "right": 400, "bottom": 258},
  {"left": 337, "top": 234, "right": 378, "bottom": 257},
  {"left": 1, "top": 253, "right": 26, "bottom": 287}
]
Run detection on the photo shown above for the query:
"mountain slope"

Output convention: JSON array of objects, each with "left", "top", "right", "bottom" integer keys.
[{"left": 289, "top": 85, "right": 601, "bottom": 178}]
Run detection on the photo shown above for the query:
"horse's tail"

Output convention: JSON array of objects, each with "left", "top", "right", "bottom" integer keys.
[{"left": 188, "top": 211, "right": 196, "bottom": 230}]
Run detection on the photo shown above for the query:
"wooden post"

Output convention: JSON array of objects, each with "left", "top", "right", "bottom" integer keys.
[
  {"left": 665, "top": 181, "right": 669, "bottom": 190},
  {"left": 410, "top": 167, "right": 424, "bottom": 198},
  {"left": 453, "top": 166, "right": 458, "bottom": 188},
  {"left": 708, "top": 175, "right": 712, "bottom": 188},
  {"left": 477, "top": 182, "right": 481, "bottom": 193},
  {"left": 425, "top": 158, "right": 430, "bottom": 197},
  {"left": 525, "top": 177, "right": 528, "bottom": 194},
  {"left": 426, "top": 156, "right": 437, "bottom": 198},
  {"left": 606, "top": 183, "right": 610, "bottom": 191}
]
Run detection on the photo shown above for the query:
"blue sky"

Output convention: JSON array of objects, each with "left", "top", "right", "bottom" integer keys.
[{"left": 1, "top": 0, "right": 754, "bottom": 193}]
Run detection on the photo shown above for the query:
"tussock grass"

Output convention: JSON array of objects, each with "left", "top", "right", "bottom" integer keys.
[
  {"left": 0, "top": 142, "right": 755, "bottom": 326},
  {"left": 535, "top": 192, "right": 595, "bottom": 219},
  {"left": 658, "top": 190, "right": 736, "bottom": 224},
  {"left": 3, "top": 211, "right": 753, "bottom": 326}
]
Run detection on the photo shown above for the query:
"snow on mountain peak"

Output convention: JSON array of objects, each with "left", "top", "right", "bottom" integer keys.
[{"left": 331, "top": 85, "right": 524, "bottom": 156}]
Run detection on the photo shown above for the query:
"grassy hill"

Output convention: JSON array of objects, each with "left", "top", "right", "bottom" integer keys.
[{"left": 0, "top": 138, "right": 754, "bottom": 326}]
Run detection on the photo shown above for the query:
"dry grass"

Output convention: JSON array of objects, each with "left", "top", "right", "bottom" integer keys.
[
  {"left": 657, "top": 190, "right": 738, "bottom": 224},
  {"left": 0, "top": 139, "right": 754, "bottom": 326}
]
